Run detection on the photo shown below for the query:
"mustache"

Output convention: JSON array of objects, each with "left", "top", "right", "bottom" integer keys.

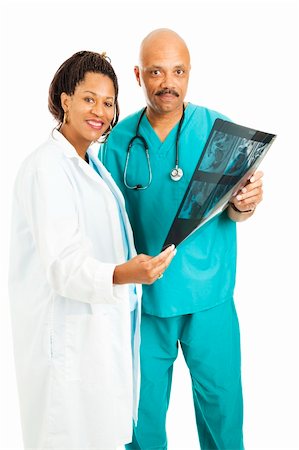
[{"left": 155, "top": 88, "right": 179, "bottom": 97}]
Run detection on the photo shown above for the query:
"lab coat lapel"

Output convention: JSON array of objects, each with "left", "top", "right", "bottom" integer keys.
[
  {"left": 51, "top": 130, "right": 135, "bottom": 254},
  {"left": 51, "top": 129, "right": 116, "bottom": 196},
  {"left": 88, "top": 149, "right": 137, "bottom": 256},
  {"left": 88, "top": 149, "right": 126, "bottom": 210}
]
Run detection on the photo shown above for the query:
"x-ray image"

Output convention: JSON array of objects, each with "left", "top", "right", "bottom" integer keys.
[
  {"left": 179, "top": 180, "right": 216, "bottom": 220},
  {"left": 225, "top": 138, "right": 269, "bottom": 176},
  {"left": 225, "top": 138, "right": 253, "bottom": 175},
  {"left": 200, "top": 131, "right": 237, "bottom": 173},
  {"left": 163, "top": 119, "right": 276, "bottom": 249},
  {"left": 248, "top": 142, "right": 269, "bottom": 166}
]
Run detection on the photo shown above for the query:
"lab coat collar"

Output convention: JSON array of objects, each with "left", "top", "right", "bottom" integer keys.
[
  {"left": 50, "top": 128, "right": 106, "bottom": 185},
  {"left": 50, "top": 129, "right": 126, "bottom": 210},
  {"left": 51, "top": 128, "right": 83, "bottom": 160}
]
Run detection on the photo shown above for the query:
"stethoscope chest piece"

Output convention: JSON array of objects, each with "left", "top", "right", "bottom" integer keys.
[{"left": 170, "top": 166, "right": 184, "bottom": 181}]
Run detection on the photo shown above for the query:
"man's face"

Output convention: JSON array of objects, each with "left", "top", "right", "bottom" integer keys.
[{"left": 135, "top": 39, "right": 190, "bottom": 115}]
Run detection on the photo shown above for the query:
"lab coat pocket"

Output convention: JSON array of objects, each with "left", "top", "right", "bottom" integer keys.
[{"left": 65, "top": 313, "right": 110, "bottom": 383}]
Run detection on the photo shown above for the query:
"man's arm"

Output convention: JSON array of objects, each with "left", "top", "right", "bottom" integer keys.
[{"left": 227, "top": 171, "right": 263, "bottom": 222}]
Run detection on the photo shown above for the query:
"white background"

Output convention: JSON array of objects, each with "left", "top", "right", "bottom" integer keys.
[{"left": 1, "top": 1, "right": 298, "bottom": 449}]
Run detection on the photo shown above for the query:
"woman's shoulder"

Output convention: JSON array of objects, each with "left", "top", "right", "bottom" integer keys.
[{"left": 17, "top": 132, "right": 68, "bottom": 180}]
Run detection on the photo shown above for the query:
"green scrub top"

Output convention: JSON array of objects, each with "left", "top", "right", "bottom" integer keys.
[{"left": 100, "top": 103, "right": 237, "bottom": 317}]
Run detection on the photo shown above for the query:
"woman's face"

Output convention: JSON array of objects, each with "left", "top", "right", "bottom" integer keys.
[{"left": 61, "top": 72, "right": 116, "bottom": 149}]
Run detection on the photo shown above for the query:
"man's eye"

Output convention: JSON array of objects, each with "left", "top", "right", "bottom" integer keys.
[
  {"left": 176, "top": 69, "right": 184, "bottom": 75},
  {"left": 152, "top": 70, "right": 161, "bottom": 76}
]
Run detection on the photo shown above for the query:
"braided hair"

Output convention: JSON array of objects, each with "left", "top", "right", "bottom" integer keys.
[{"left": 48, "top": 50, "right": 119, "bottom": 139}]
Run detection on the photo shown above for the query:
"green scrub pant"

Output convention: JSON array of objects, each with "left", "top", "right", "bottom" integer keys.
[{"left": 126, "top": 299, "right": 244, "bottom": 450}]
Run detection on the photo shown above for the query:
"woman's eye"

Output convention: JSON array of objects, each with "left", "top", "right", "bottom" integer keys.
[
  {"left": 105, "top": 102, "right": 113, "bottom": 108},
  {"left": 84, "top": 97, "right": 94, "bottom": 103}
]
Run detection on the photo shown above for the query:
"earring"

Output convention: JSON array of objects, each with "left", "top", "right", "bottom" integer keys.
[
  {"left": 93, "top": 124, "right": 113, "bottom": 144},
  {"left": 104, "top": 123, "right": 113, "bottom": 136},
  {"left": 63, "top": 111, "right": 68, "bottom": 125}
]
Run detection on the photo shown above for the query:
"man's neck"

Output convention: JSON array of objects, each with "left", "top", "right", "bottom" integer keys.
[{"left": 146, "top": 103, "right": 186, "bottom": 142}]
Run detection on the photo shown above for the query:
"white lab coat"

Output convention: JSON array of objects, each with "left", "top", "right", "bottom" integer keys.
[{"left": 8, "top": 129, "right": 141, "bottom": 450}]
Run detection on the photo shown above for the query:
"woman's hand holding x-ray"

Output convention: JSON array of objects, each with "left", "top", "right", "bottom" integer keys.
[{"left": 113, "top": 245, "right": 177, "bottom": 284}]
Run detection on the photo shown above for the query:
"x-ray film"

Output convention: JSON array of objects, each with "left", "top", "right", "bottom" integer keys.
[{"left": 163, "top": 119, "right": 276, "bottom": 249}]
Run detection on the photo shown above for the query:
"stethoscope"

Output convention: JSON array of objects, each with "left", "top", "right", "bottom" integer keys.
[{"left": 123, "top": 104, "right": 185, "bottom": 190}]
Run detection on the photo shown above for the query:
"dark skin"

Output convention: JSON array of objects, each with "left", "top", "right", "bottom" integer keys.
[
  {"left": 59, "top": 70, "right": 176, "bottom": 284},
  {"left": 134, "top": 28, "right": 263, "bottom": 220}
]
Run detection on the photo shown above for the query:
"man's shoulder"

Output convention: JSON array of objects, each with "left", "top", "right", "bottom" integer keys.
[
  {"left": 100, "top": 109, "right": 144, "bottom": 162},
  {"left": 110, "top": 108, "right": 144, "bottom": 136},
  {"left": 189, "top": 103, "right": 231, "bottom": 122}
]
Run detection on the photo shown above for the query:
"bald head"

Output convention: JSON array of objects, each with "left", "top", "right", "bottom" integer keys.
[
  {"left": 134, "top": 28, "right": 191, "bottom": 116},
  {"left": 139, "top": 28, "right": 190, "bottom": 67}
]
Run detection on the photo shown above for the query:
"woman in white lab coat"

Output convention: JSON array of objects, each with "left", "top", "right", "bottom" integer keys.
[{"left": 8, "top": 51, "right": 176, "bottom": 450}]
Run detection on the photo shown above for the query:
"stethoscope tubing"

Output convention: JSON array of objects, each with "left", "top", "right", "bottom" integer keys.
[{"left": 124, "top": 104, "right": 185, "bottom": 190}]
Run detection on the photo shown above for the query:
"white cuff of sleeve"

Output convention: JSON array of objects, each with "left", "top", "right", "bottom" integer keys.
[{"left": 89, "top": 262, "right": 117, "bottom": 304}]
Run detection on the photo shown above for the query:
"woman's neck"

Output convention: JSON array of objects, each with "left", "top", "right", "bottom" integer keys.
[{"left": 59, "top": 125, "right": 90, "bottom": 161}]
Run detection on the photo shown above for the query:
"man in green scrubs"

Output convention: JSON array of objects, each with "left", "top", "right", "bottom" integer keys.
[{"left": 100, "top": 28, "right": 264, "bottom": 450}]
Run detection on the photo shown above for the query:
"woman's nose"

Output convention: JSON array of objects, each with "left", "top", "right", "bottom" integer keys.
[{"left": 91, "top": 102, "right": 104, "bottom": 117}]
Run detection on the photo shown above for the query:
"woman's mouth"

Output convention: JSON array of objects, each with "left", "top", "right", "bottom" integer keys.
[{"left": 86, "top": 119, "right": 105, "bottom": 130}]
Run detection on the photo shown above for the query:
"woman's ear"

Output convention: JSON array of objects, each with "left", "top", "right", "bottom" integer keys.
[{"left": 60, "top": 92, "right": 70, "bottom": 112}]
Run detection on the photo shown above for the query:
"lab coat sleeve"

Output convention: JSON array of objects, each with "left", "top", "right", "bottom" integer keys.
[{"left": 19, "top": 163, "right": 117, "bottom": 304}]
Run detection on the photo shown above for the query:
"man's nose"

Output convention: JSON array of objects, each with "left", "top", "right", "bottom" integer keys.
[{"left": 160, "top": 72, "right": 175, "bottom": 88}]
